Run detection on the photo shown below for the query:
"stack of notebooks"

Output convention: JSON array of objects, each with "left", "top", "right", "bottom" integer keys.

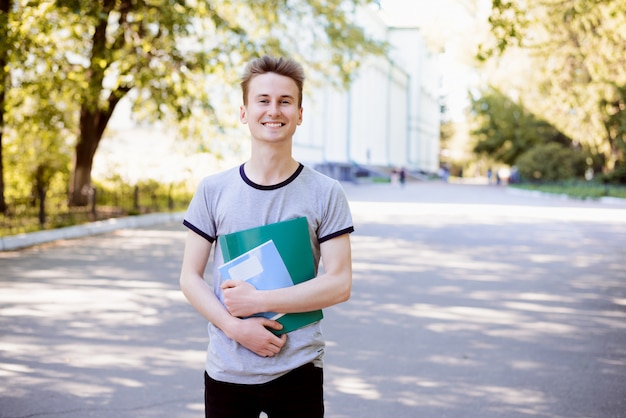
[{"left": 218, "top": 217, "right": 323, "bottom": 335}]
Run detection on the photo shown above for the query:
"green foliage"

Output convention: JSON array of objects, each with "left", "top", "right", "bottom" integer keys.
[
  {"left": 511, "top": 181, "right": 626, "bottom": 200},
  {"left": 2, "top": 1, "right": 79, "bottom": 205},
  {"left": 603, "top": 84, "right": 626, "bottom": 167},
  {"left": 600, "top": 163, "right": 626, "bottom": 185},
  {"left": 93, "top": 178, "right": 191, "bottom": 214},
  {"left": 479, "top": 0, "right": 626, "bottom": 171},
  {"left": 470, "top": 87, "right": 572, "bottom": 166},
  {"left": 0, "top": 0, "right": 14, "bottom": 213},
  {"left": 515, "top": 142, "right": 587, "bottom": 182},
  {"left": 1, "top": 0, "right": 387, "bottom": 208}
]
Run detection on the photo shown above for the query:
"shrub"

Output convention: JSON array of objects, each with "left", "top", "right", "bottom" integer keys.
[
  {"left": 600, "top": 163, "right": 626, "bottom": 185},
  {"left": 516, "top": 143, "right": 587, "bottom": 181}
]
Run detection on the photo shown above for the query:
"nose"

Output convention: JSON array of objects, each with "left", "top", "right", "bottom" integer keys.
[{"left": 268, "top": 101, "right": 281, "bottom": 116}]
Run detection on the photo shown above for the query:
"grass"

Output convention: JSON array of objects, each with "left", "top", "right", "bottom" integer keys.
[{"left": 510, "top": 181, "right": 626, "bottom": 201}]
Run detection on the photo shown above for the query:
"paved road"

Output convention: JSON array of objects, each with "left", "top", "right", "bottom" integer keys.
[{"left": 1, "top": 182, "right": 625, "bottom": 418}]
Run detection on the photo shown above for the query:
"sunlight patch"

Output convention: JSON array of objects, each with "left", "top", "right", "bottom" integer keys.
[{"left": 333, "top": 376, "right": 381, "bottom": 400}]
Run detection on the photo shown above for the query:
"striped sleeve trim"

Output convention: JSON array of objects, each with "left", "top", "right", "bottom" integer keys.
[
  {"left": 319, "top": 226, "right": 354, "bottom": 244},
  {"left": 183, "top": 219, "right": 215, "bottom": 243}
]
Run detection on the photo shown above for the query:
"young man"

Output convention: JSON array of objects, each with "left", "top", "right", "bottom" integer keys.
[{"left": 179, "top": 55, "right": 354, "bottom": 418}]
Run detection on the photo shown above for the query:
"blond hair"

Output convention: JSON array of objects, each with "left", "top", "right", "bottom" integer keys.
[{"left": 240, "top": 55, "right": 305, "bottom": 107}]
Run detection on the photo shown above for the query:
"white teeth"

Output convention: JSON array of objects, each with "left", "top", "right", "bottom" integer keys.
[{"left": 264, "top": 123, "right": 282, "bottom": 127}]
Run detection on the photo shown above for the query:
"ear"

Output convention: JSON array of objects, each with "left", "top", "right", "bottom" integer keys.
[
  {"left": 297, "top": 107, "right": 303, "bottom": 125},
  {"left": 240, "top": 105, "right": 248, "bottom": 124}
]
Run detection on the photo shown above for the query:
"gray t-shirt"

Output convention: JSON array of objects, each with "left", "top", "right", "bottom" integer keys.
[{"left": 183, "top": 163, "right": 354, "bottom": 384}]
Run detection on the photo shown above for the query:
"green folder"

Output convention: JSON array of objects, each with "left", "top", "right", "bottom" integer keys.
[{"left": 218, "top": 217, "right": 323, "bottom": 334}]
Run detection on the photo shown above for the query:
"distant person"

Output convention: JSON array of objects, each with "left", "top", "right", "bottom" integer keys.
[
  {"left": 391, "top": 168, "right": 399, "bottom": 186},
  {"left": 399, "top": 167, "right": 406, "bottom": 187},
  {"left": 510, "top": 166, "right": 520, "bottom": 184},
  {"left": 178, "top": 55, "right": 354, "bottom": 418},
  {"left": 438, "top": 166, "right": 449, "bottom": 182}
]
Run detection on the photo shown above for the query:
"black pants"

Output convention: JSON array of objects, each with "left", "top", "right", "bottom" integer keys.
[{"left": 204, "top": 363, "right": 324, "bottom": 418}]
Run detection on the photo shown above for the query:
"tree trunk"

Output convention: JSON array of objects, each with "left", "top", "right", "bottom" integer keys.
[
  {"left": 0, "top": 0, "right": 12, "bottom": 214},
  {"left": 68, "top": 9, "right": 125, "bottom": 207},
  {"left": 0, "top": 81, "right": 7, "bottom": 214},
  {"left": 37, "top": 183, "right": 46, "bottom": 227},
  {"left": 68, "top": 147, "right": 95, "bottom": 207},
  {"left": 69, "top": 90, "right": 123, "bottom": 206},
  {"left": 69, "top": 108, "right": 105, "bottom": 206}
]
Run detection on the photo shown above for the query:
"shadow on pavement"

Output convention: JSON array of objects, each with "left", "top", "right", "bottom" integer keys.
[
  {"left": 323, "top": 183, "right": 626, "bottom": 417},
  {"left": 0, "top": 226, "right": 206, "bottom": 417},
  {"left": 1, "top": 182, "right": 625, "bottom": 417}
]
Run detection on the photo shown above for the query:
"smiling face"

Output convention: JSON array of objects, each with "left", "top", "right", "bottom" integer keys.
[{"left": 240, "top": 72, "right": 303, "bottom": 145}]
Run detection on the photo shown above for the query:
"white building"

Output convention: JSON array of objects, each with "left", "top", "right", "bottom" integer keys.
[
  {"left": 294, "top": 6, "right": 441, "bottom": 180},
  {"left": 98, "top": 5, "right": 441, "bottom": 185}
]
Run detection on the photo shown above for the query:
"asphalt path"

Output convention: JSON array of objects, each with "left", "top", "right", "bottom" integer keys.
[{"left": 1, "top": 182, "right": 625, "bottom": 418}]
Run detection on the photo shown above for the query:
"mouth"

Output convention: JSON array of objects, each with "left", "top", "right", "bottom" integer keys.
[{"left": 262, "top": 122, "right": 285, "bottom": 128}]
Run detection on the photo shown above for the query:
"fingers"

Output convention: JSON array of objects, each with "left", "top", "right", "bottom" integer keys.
[
  {"left": 235, "top": 317, "right": 288, "bottom": 358},
  {"left": 261, "top": 334, "right": 288, "bottom": 358},
  {"left": 259, "top": 321, "right": 287, "bottom": 357},
  {"left": 221, "top": 281, "right": 257, "bottom": 317}
]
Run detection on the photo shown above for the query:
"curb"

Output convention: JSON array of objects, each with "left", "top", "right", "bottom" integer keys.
[{"left": 0, "top": 211, "right": 185, "bottom": 252}]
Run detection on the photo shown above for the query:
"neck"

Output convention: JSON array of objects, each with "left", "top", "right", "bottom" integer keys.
[{"left": 245, "top": 151, "right": 299, "bottom": 186}]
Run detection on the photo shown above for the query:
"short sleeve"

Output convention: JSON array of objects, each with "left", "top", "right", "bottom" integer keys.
[
  {"left": 183, "top": 178, "right": 217, "bottom": 243},
  {"left": 318, "top": 180, "right": 354, "bottom": 243}
]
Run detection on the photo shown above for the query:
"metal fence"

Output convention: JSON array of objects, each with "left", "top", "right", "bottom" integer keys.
[{"left": 0, "top": 185, "right": 192, "bottom": 237}]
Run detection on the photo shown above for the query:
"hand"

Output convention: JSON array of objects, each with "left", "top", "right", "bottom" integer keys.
[
  {"left": 230, "top": 317, "right": 287, "bottom": 357},
  {"left": 221, "top": 279, "right": 261, "bottom": 317}
]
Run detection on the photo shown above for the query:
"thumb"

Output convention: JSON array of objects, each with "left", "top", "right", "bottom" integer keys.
[
  {"left": 262, "top": 319, "right": 284, "bottom": 331},
  {"left": 221, "top": 279, "right": 242, "bottom": 289}
]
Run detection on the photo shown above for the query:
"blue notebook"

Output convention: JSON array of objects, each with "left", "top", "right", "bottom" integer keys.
[{"left": 218, "top": 217, "right": 323, "bottom": 334}]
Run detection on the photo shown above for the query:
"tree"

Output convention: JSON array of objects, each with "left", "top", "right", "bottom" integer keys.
[
  {"left": 8, "top": 0, "right": 384, "bottom": 206},
  {"left": 2, "top": 2, "right": 77, "bottom": 221},
  {"left": 5, "top": 67, "right": 73, "bottom": 226},
  {"left": 469, "top": 86, "right": 571, "bottom": 166},
  {"left": 478, "top": 0, "right": 626, "bottom": 173}
]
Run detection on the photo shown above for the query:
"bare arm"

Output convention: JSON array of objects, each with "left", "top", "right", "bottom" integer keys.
[
  {"left": 179, "top": 231, "right": 286, "bottom": 357},
  {"left": 222, "top": 233, "right": 352, "bottom": 317}
]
